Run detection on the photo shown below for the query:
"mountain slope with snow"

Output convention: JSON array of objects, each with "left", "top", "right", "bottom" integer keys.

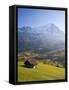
[{"left": 18, "top": 24, "right": 65, "bottom": 52}]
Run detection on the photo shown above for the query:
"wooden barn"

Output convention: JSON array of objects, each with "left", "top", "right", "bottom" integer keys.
[{"left": 24, "top": 59, "right": 38, "bottom": 68}]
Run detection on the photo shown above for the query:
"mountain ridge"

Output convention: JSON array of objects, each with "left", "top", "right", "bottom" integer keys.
[{"left": 18, "top": 24, "right": 65, "bottom": 52}]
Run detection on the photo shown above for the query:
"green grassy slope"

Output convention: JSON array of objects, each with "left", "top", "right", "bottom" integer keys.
[{"left": 17, "top": 61, "right": 65, "bottom": 82}]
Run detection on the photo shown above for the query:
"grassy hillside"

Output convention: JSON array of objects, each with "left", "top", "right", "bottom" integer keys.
[
  {"left": 18, "top": 50, "right": 65, "bottom": 68},
  {"left": 17, "top": 60, "right": 65, "bottom": 82}
]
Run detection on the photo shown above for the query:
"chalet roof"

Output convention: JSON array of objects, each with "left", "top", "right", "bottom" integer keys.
[{"left": 25, "top": 59, "right": 38, "bottom": 66}]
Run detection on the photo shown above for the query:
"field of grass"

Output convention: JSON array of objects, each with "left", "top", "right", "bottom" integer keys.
[{"left": 17, "top": 60, "right": 65, "bottom": 82}]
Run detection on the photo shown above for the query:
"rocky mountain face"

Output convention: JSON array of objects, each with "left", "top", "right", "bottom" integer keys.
[{"left": 18, "top": 24, "right": 65, "bottom": 53}]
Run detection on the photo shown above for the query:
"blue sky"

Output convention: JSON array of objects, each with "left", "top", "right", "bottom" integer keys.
[{"left": 18, "top": 8, "right": 65, "bottom": 33}]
